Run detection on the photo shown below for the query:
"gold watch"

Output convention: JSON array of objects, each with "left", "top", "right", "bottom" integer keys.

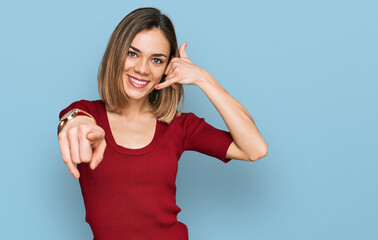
[{"left": 57, "top": 108, "right": 95, "bottom": 135}]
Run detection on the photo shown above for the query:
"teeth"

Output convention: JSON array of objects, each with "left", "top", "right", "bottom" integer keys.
[{"left": 130, "top": 76, "right": 148, "bottom": 85}]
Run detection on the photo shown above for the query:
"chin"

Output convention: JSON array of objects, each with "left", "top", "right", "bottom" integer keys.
[{"left": 123, "top": 87, "right": 155, "bottom": 101}]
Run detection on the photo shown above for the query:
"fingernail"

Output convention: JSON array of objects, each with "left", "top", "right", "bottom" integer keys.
[{"left": 90, "top": 162, "right": 97, "bottom": 170}]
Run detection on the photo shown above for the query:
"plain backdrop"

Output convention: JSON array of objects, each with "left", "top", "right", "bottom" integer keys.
[{"left": 1, "top": 0, "right": 377, "bottom": 239}]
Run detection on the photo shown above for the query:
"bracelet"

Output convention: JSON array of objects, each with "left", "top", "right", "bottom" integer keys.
[{"left": 57, "top": 108, "right": 96, "bottom": 135}]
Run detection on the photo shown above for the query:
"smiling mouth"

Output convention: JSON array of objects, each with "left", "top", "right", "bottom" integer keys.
[{"left": 128, "top": 75, "right": 150, "bottom": 88}]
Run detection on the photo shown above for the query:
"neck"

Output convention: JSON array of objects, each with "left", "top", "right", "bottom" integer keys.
[{"left": 118, "top": 96, "right": 153, "bottom": 120}]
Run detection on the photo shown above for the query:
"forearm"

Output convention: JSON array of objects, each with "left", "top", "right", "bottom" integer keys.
[{"left": 196, "top": 73, "right": 268, "bottom": 160}]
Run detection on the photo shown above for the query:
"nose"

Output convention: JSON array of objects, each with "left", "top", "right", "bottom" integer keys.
[{"left": 134, "top": 58, "right": 149, "bottom": 75}]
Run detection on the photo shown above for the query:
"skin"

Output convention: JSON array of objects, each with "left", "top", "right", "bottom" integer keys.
[{"left": 58, "top": 28, "right": 268, "bottom": 180}]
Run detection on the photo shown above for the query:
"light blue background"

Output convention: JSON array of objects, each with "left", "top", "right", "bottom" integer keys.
[{"left": 1, "top": 0, "right": 377, "bottom": 239}]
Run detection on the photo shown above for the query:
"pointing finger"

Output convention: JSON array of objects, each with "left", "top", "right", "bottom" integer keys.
[{"left": 90, "top": 139, "right": 107, "bottom": 170}]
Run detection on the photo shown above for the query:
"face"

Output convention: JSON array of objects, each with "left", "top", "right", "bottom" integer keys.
[{"left": 122, "top": 28, "right": 171, "bottom": 101}]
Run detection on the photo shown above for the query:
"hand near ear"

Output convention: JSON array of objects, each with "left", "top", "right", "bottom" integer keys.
[{"left": 155, "top": 42, "right": 212, "bottom": 90}]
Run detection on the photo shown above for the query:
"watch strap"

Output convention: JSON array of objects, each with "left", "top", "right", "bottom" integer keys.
[{"left": 57, "top": 108, "right": 96, "bottom": 135}]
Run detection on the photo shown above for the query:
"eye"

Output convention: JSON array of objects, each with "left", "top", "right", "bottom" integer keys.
[
  {"left": 152, "top": 58, "right": 163, "bottom": 64},
  {"left": 128, "top": 51, "right": 137, "bottom": 57}
]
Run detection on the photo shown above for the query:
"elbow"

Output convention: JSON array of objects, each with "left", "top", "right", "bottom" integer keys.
[{"left": 248, "top": 143, "right": 268, "bottom": 161}]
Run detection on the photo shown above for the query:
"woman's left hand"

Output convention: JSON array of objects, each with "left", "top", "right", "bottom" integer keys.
[{"left": 155, "top": 42, "right": 212, "bottom": 90}]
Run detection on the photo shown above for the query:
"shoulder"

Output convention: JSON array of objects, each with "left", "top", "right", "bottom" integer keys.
[
  {"left": 165, "top": 112, "right": 206, "bottom": 136},
  {"left": 170, "top": 112, "right": 203, "bottom": 125},
  {"left": 160, "top": 112, "right": 201, "bottom": 128},
  {"left": 174, "top": 112, "right": 202, "bottom": 121},
  {"left": 69, "top": 99, "right": 102, "bottom": 106}
]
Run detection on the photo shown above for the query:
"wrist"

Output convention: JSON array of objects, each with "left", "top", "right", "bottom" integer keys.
[
  {"left": 57, "top": 108, "right": 96, "bottom": 135},
  {"left": 196, "top": 72, "right": 221, "bottom": 91}
]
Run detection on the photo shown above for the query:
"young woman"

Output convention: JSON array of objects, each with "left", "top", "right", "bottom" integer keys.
[{"left": 57, "top": 7, "right": 267, "bottom": 240}]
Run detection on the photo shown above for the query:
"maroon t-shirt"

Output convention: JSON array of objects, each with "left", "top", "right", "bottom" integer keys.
[{"left": 59, "top": 99, "right": 233, "bottom": 240}]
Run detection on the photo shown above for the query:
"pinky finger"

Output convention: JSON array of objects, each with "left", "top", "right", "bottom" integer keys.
[
  {"left": 156, "top": 77, "right": 180, "bottom": 90},
  {"left": 166, "top": 74, "right": 178, "bottom": 89}
]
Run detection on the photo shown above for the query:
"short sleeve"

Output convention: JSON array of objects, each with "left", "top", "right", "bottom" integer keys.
[
  {"left": 183, "top": 113, "right": 233, "bottom": 163},
  {"left": 58, "top": 99, "right": 96, "bottom": 120}
]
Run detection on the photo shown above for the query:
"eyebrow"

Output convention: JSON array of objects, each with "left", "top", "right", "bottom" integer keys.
[{"left": 130, "top": 45, "right": 168, "bottom": 58}]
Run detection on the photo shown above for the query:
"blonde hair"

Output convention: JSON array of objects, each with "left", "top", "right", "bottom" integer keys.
[{"left": 97, "top": 7, "right": 184, "bottom": 124}]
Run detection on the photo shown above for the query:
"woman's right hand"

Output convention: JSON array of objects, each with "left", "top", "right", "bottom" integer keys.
[{"left": 58, "top": 116, "right": 106, "bottom": 179}]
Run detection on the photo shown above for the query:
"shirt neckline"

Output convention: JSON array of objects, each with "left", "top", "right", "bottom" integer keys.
[{"left": 99, "top": 101, "right": 161, "bottom": 155}]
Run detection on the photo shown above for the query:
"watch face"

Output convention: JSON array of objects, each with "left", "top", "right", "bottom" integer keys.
[
  {"left": 61, "top": 108, "right": 77, "bottom": 121},
  {"left": 58, "top": 108, "right": 81, "bottom": 135}
]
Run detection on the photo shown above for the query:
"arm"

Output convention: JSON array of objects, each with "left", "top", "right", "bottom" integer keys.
[
  {"left": 196, "top": 74, "right": 268, "bottom": 161},
  {"left": 155, "top": 43, "right": 268, "bottom": 161}
]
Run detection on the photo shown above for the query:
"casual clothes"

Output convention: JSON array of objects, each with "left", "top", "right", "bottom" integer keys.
[{"left": 59, "top": 99, "right": 233, "bottom": 240}]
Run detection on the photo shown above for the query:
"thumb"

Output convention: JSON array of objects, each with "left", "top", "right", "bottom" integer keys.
[
  {"left": 86, "top": 129, "right": 103, "bottom": 143},
  {"left": 179, "top": 42, "right": 188, "bottom": 58}
]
